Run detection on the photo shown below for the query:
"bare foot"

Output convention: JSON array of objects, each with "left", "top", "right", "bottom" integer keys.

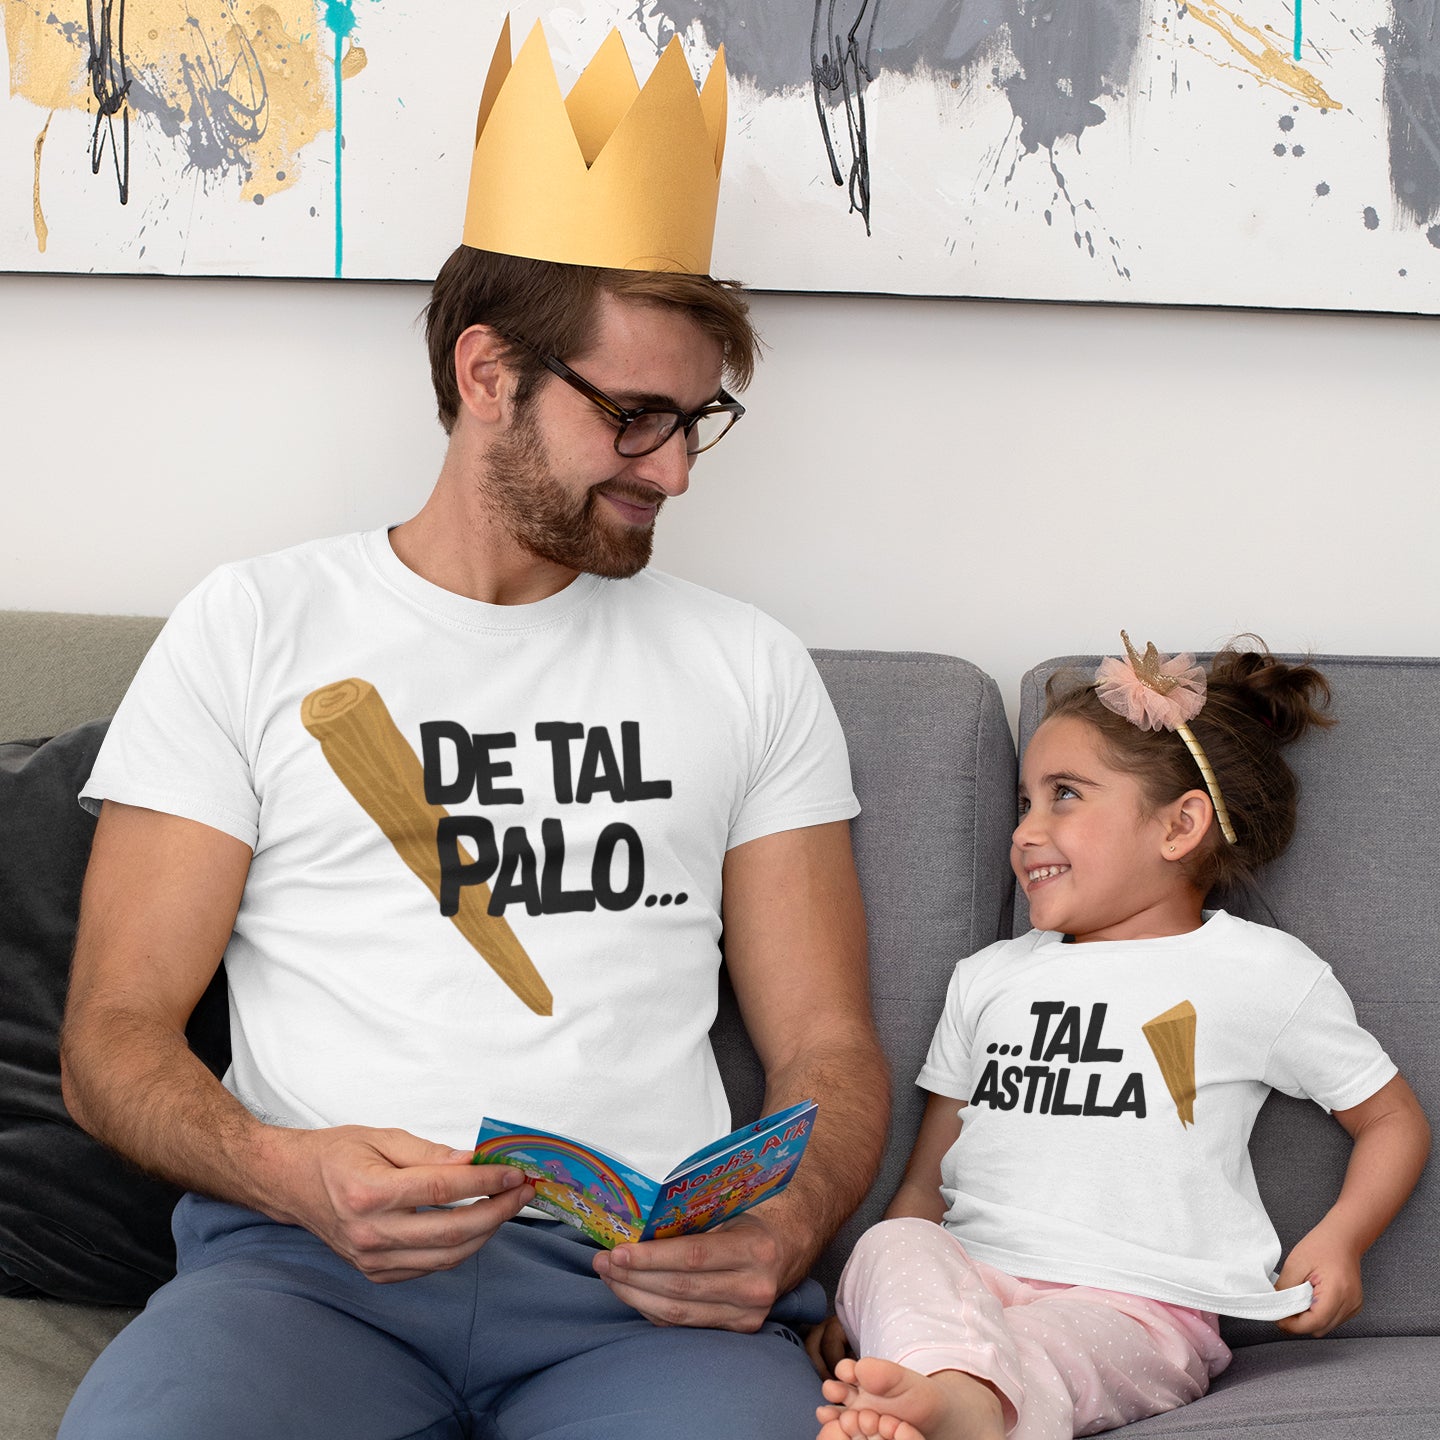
[{"left": 815, "top": 1355, "right": 1005, "bottom": 1440}]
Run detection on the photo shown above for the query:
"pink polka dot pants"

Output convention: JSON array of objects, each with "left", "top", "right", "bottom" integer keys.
[{"left": 835, "top": 1218, "right": 1232, "bottom": 1439}]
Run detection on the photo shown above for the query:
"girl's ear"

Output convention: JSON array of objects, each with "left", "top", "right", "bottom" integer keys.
[
  {"left": 1162, "top": 791, "right": 1214, "bottom": 861},
  {"left": 453, "top": 325, "right": 513, "bottom": 425}
]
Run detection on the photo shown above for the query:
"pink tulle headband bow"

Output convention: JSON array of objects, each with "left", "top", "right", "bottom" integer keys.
[{"left": 1094, "top": 632, "right": 1238, "bottom": 846}]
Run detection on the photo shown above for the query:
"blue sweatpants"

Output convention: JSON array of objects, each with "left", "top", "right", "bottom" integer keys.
[{"left": 60, "top": 1193, "right": 829, "bottom": 1439}]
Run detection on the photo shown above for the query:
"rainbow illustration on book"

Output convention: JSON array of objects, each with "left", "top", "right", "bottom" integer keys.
[{"left": 472, "top": 1100, "right": 817, "bottom": 1248}]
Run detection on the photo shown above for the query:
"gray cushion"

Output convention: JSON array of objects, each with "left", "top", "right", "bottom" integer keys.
[
  {"left": 0, "top": 612, "right": 163, "bottom": 744},
  {"left": 0, "top": 1298, "right": 138, "bottom": 1440},
  {"left": 713, "top": 650, "right": 1017, "bottom": 1295},
  {"left": 1113, "top": 1336, "right": 1440, "bottom": 1437},
  {"left": 1016, "top": 655, "right": 1440, "bottom": 1345}
]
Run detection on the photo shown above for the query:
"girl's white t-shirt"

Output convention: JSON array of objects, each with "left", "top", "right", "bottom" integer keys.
[{"left": 918, "top": 912, "right": 1396, "bottom": 1318}]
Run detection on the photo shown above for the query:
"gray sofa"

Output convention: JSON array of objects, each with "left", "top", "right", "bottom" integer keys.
[{"left": 1, "top": 611, "right": 1434, "bottom": 1437}]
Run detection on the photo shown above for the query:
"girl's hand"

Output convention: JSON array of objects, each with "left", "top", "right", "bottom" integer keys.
[
  {"left": 1276, "top": 1074, "right": 1430, "bottom": 1338},
  {"left": 805, "top": 1314, "right": 853, "bottom": 1379},
  {"left": 1273, "top": 1224, "right": 1364, "bottom": 1336}
]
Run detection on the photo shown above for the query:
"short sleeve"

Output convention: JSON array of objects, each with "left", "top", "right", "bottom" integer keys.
[
  {"left": 80, "top": 567, "right": 261, "bottom": 848},
  {"left": 916, "top": 948, "right": 1001, "bottom": 1100},
  {"left": 725, "top": 610, "right": 859, "bottom": 851},
  {"left": 1264, "top": 967, "right": 1397, "bottom": 1113}
]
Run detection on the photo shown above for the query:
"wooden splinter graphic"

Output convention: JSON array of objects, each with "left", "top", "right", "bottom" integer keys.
[
  {"left": 1142, "top": 1001, "right": 1197, "bottom": 1127},
  {"left": 301, "top": 679, "right": 553, "bottom": 1016}
]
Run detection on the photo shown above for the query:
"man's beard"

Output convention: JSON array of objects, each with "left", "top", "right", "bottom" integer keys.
[{"left": 480, "top": 407, "right": 661, "bottom": 580}]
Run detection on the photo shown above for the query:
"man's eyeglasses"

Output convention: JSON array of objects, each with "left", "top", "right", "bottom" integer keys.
[{"left": 530, "top": 350, "right": 746, "bottom": 458}]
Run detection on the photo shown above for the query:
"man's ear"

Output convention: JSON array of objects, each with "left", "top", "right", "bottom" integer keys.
[
  {"left": 453, "top": 325, "right": 512, "bottom": 425},
  {"left": 1162, "top": 791, "right": 1214, "bottom": 861}
]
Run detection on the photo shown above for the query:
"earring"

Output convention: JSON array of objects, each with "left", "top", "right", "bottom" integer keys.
[{"left": 1168, "top": 844, "right": 1176, "bottom": 853}]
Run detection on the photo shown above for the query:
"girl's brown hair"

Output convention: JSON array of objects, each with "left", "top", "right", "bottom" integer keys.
[
  {"left": 1043, "top": 641, "right": 1334, "bottom": 896},
  {"left": 424, "top": 245, "right": 758, "bottom": 435}
]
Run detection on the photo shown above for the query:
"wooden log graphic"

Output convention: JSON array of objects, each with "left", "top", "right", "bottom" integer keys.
[
  {"left": 301, "top": 679, "right": 553, "bottom": 1016},
  {"left": 1141, "top": 1001, "right": 1197, "bottom": 1127}
]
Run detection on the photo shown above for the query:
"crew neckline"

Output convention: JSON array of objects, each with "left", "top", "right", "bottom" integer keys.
[
  {"left": 1048, "top": 909, "right": 1229, "bottom": 951},
  {"left": 362, "top": 527, "right": 607, "bottom": 633}
]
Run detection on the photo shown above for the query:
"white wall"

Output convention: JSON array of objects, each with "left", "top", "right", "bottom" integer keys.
[{"left": 3, "top": 270, "right": 1437, "bottom": 721}]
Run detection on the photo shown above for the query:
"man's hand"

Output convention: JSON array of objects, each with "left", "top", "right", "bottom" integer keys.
[
  {"left": 272, "top": 1126, "right": 534, "bottom": 1284},
  {"left": 1274, "top": 1223, "right": 1364, "bottom": 1337},
  {"left": 590, "top": 1212, "right": 793, "bottom": 1331}
]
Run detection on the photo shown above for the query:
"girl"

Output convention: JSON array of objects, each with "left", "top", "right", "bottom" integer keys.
[{"left": 815, "top": 635, "right": 1430, "bottom": 1440}]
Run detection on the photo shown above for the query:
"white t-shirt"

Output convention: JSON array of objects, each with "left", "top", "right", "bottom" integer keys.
[
  {"left": 82, "top": 529, "right": 858, "bottom": 1178},
  {"left": 917, "top": 912, "right": 1396, "bottom": 1318}
]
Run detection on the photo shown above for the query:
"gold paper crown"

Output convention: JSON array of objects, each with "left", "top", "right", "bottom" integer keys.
[{"left": 462, "top": 17, "right": 727, "bottom": 275}]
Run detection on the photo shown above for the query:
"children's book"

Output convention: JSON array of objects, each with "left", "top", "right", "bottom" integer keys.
[{"left": 471, "top": 1099, "right": 818, "bottom": 1249}]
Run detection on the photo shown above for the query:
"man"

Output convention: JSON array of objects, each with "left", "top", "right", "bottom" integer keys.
[{"left": 58, "top": 20, "right": 888, "bottom": 1440}]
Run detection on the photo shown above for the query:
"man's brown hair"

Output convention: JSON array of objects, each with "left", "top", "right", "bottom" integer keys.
[{"left": 423, "top": 246, "right": 759, "bottom": 435}]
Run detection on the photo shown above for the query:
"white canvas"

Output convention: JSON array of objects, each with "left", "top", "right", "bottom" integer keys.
[{"left": 2, "top": 0, "right": 1437, "bottom": 312}]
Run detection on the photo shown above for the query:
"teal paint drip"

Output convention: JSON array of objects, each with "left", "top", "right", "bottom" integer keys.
[
  {"left": 1293, "top": 0, "right": 1302, "bottom": 61},
  {"left": 324, "top": 0, "right": 358, "bottom": 277}
]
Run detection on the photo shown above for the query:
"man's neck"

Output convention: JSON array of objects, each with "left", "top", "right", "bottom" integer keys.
[{"left": 389, "top": 471, "right": 580, "bottom": 607}]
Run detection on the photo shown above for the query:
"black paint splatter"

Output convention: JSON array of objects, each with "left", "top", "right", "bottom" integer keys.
[
  {"left": 811, "top": 1, "right": 879, "bottom": 234},
  {"left": 87, "top": 0, "right": 131, "bottom": 203}
]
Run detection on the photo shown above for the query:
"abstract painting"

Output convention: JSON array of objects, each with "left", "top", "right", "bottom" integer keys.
[
  {"left": 3, "top": 0, "right": 386, "bottom": 276},
  {"left": 3, "top": 1, "right": 1437, "bottom": 313}
]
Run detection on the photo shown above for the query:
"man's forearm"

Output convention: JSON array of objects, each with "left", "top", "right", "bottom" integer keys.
[
  {"left": 751, "top": 1030, "right": 890, "bottom": 1291},
  {"left": 696, "top": 820, "right": 886, "bottom": 1308},
  {"left": 61, "top": 802, "right": 279, "bottom": 1210},
  {"left": 61, "top": 1001, "right": 286, "bottom": 1217}
]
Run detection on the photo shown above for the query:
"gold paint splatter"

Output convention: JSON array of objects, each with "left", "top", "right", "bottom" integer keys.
[
  {"left": 4, "top": 1, "right": 92, "bottom": 109},
  {"left": 4, "top": 0, "right": 336, "bottom": 205},
  {"left": 1181, "top": 2, "right": 1342, "bottom": 110},
  {"left": 341, "top": 43, "right": 367, "bottom": 80},
  {"left": 33, "top": 110, "right": 52, "bottom": 252},
  {"left": 238, "top": 2, "right": 334, "bottom": 203}
]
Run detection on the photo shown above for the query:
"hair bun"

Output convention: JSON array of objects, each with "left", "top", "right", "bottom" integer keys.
[{"left": 1208, "top": 641, "right": 1333, "bottom": 746}]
